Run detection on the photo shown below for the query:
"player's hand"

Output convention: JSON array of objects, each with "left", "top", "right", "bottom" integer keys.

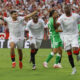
[{"left": 55, "top": 29, "right": 63, "bottom": 32}]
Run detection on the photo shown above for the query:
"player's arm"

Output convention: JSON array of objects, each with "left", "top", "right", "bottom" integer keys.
[
  {"left": 25, "top": 21, "right": 31, "bottom": 40},
  {"left": 24, "top": 11, "right": 38, "bottom": 20},
  {"left": 55, "top": 29, "right": 63, "bottom": 32},
  {"left": 55, "top": 15, "right": 63, "bottom": 32},
  {"left": 42, "top": 21, "right": 48, "bottom": 40},
  {"left": 54, "top": 17, "right": 63, "bottom": 32},
  {"left": 54, "top": 17, "right": 60, "bottom": 29}
]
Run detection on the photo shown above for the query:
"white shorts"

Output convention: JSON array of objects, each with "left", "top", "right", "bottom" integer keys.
[
  {"left": 9, "top": 36, "right": 24, "bottom": 49},
  {"left": 29, "top": 37, "right": 42, "bottom": 49},
  {"left": 63, "top": 34, "right": 79, "bottom": 51}
]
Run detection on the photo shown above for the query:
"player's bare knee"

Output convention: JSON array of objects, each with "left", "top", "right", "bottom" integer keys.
[
  {"left": 58, "top": 50, "right": 62, "bottom": 54},
  {"left": 10, "top": 42, "right": 15, "bottom": 48},
  {"left": 52, "top": 49, "right": 58, "bottom": 54}
]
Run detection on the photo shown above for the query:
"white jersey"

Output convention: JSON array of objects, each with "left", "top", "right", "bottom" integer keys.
[
  {"left": 57, "top": 13, "right": 80, "bottom": 35},
  {"left": 25, "top": 19, "right": 45, "bottom": 39},
  {"left": 4, "top": 17, "right": 24, "bottom": 39}
]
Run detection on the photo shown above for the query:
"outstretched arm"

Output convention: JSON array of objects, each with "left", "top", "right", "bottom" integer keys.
[{"left": 24, "top": 11, "right": 37, "bottom": 20}]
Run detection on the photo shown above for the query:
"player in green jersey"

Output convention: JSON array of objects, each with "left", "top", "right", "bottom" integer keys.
[{"left": 43, "top": 10, "right": 63, "bottom": 68}]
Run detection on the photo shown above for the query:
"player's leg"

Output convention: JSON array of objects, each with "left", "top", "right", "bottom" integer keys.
[
  {"left": 54, "top": 47, "right": 62, "bottom": 68},
  {"left": 73, "top": 47, "right": 80, "bottom": 61},
  {"left": 72, "top": 35, "right": 80, "bottom": 61},
  {"left": 30, "top": 48, "right": 38, "bottom": 70},
  {"left": 54, "top": 41, "right": 63, "bottom": 68},
  {"left": 73, "top": 47, "right": 79, "bottom": 55},
  {"left": 17, "top": 40, "right": 24, "bottom": 69},
  {"left": 77, "top": 47, "right": 80, "bottom": 61},
  {"left": 78, "top": 36, "right": 80, "bottom": 53},
  {"left": 17, "top": 49, "right": 23, "bottom": 69},
  {"left": 53, "top": 48, "right": 61, "bottom": 68},
  {"left": 67, "top": 49, "right": 76, "bottom": 75},
  {"left": 29, "top": 38, "right": 39, "bottom": 70},
  {"left": 58, "top": 42, "right": 63, "bottom": 64},
  {"left": 58, "top": 34, "right": 64, "bottom": 64},
  {"left": 43, "top": 37, "right": 61, "bottom": 68},
  {"left": 43, "top": 48, "right": 57, "bottom": 68},
  {"left": 63, "top": 35, "right": 76, "bottom": 74},
  {"left": 58, "top": 47, "right": 62, "bottom": 64},
  {"left": 43, "top": 37, "right": 57, "bottom": 68},
  {"left": 10, "top": 42, "right": 16, "bottom": 68}
]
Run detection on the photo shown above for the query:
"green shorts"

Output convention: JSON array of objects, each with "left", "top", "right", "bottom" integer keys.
[
  {"left": 78, "top": 36, "right": 80, "bottom": 46},
  {"left": 50, "top": 35, "right": 63, "bottom": 48}
]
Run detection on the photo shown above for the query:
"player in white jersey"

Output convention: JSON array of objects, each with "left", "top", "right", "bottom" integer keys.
[
  {"left": 57, "top": 5, "right": 80, "bottom": 75},
  {"left": 25, "top": 14, "right": 47, "bottom": 70},
  {"left": 0, "top": 10, "right": 38, "bottom": 69}
]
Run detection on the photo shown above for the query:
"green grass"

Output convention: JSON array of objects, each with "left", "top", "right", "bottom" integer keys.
[{"left": 0, "top": 49, "right": 80, "bottom": 80}]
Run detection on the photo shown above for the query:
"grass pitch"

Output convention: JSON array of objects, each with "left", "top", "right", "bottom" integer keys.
[{"left": 0, "top": 49, "right": 80, "bottom": 80}]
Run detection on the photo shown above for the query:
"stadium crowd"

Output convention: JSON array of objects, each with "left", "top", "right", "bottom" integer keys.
[{"left": 0, "top": 0, "right": 80, "bottom": 39}]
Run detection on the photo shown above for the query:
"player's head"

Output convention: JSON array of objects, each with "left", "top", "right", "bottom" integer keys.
[
  {"left": 64, "top": 5, "right": 71, "bottom": 15},
  {"left": 32, "top": 13, "right": 38, "bottom": 23},
  {"left": 10, "top": 10, "right": 18, "bottom": 20},
  {"left": 49, "top": 10, "right": 58, "bottom": 18}
]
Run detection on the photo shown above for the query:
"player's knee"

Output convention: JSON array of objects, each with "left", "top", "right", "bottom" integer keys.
[
  {"left": 67, "top": 51, "right": 72, "bottom": 56},
  {"left": 10, "top": 43, "right": 15, "bottom": 48},
  {"left": 58, "top": 49, "right": 62, "bottom": 54},
  {"left": 31, "top": 49, "right": 35, "bottom": 54},
  {"left": 73, "top": 50, "right": 79, "bottom": 55},
  {"left": 52, "top": 49, "right": 57, "bottom": 54}
]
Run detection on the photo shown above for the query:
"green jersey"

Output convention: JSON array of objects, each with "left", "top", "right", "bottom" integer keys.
[
  {"left": 78, "top": 24, "right": 80, "bottom": 46},
  {"left": 78, "top": 24, "right": 80, "bottom": 33},
  {"left": 48, "top": 17, "right": 62, "bottom": 48},
  {"left": 48, "top": 17, "right": 60, "bottom": 37}
]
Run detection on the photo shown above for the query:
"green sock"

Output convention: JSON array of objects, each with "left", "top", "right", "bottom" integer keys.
[
  {"left": 46, "top": 52, "right": 54, "bottom": 63},
  {"left": 55, "top": 53, "right": 61, "bottom": 64}
]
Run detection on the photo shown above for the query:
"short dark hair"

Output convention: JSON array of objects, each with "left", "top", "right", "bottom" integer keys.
[
  {"left": 49, "top": 10, "right": 55, "bottom": 17},
  {"left": 10, "top": 10, "right": 17, "bottom": 15},
  {"left": 32, "top": 13, "right": 38, "bottom": 18}
]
